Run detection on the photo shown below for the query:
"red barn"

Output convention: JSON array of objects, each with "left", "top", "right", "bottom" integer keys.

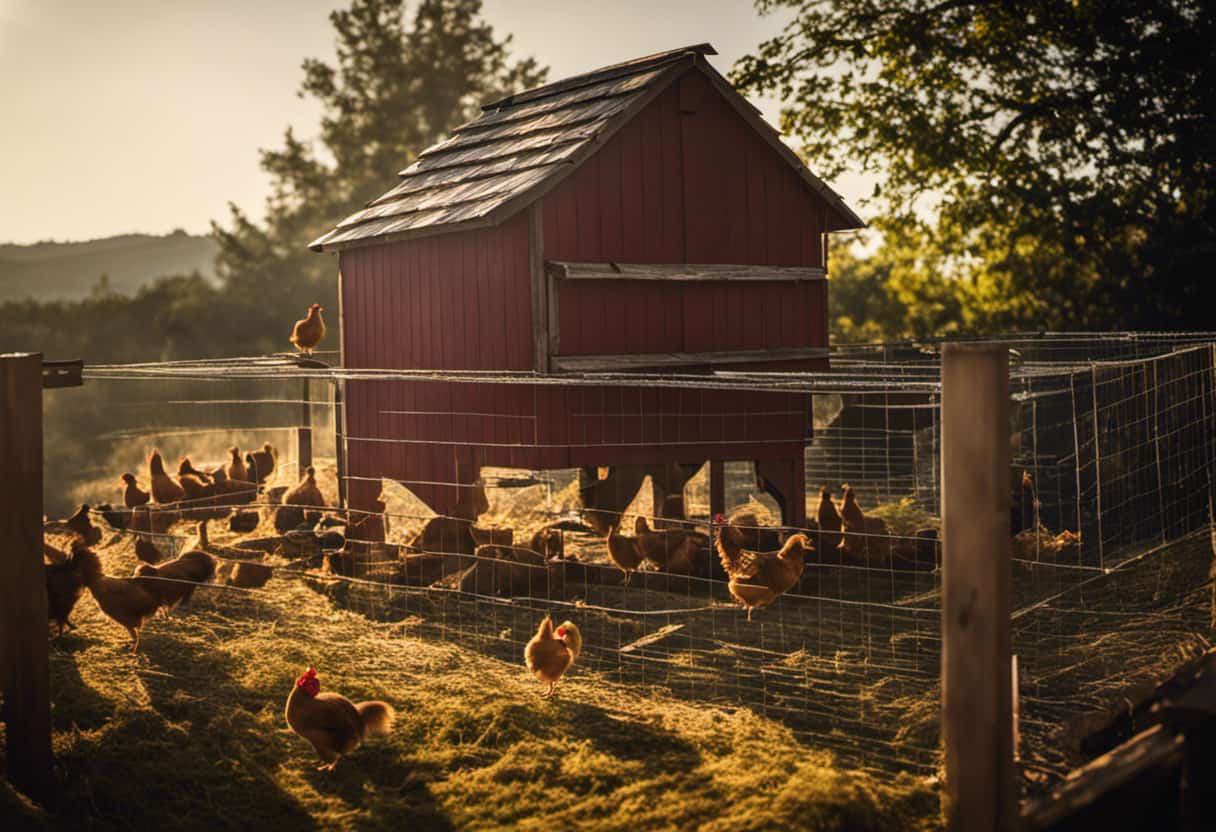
[{"left": 311, "top": 44, "right": 863, "bottom": 531}]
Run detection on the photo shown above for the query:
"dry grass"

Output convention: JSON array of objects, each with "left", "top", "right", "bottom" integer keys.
[{"left": 1, "top": 535, "right": 942, "bottom": 831}]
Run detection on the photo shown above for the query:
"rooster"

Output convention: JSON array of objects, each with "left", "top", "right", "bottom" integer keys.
[
  {"left": 73, "top": 539, "right": 161, "bottom": 652},
  {"left": 120, "top": 473, "right": 151, "bottom": 508},
  {"left": 59, "top": 504, "right": 102, "bottom": 546},
  {"left": 290, "top": 304, "right": 326, "bottom": 356},
  {"left": 816, "top": 486, "right": 843, "bottom": 555},
  {"left": 838, "top": 485, "right": 867, "bottom": 561},
  {"left": 285, "top": 667, "right": 393, "bottom": 771},
  {"left": 715, "top": 514, "right": 809, "bottom": 621},
  {"left": 148, "top": 449, "right": 185, "bottom": 504},
  {"left": 606, "top": 521, "right": 644, "bottom": 585},
  {"left": 134, "top": 521, "right": 216, "bottom": 612},
  {"left": 524, "top": 616, "right": 582, "bottom": 698}
]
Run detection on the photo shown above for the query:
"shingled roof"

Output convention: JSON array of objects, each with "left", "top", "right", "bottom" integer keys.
[{"left": 310, "top": 43, "right": 863, "bottom": 252}]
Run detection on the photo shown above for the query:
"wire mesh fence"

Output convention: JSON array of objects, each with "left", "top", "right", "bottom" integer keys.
[{"left": 46, "top": 332, "right": 1215, "bottom": 792}]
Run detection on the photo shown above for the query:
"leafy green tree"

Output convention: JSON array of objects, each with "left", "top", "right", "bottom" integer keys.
[
  {"left": 735, "top": 0, "right": 1215, "bottom": 332},
  {"left": 212, "top": 0, "right": 546, "bottom": 354}
]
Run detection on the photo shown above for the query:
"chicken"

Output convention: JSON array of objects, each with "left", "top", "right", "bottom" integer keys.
[
  {"left": 120, "top": 473, "right": 151, "bottom": 508},
  {"left": 816, "top": 486, "right": 843, "bottom": 555},
  {"left": 210, "top": 468, "right": 257, "bottom": 505},
  {"left": 524, "top": 616, "right": 582, "bottom": 698},
  {"left": 289, "top": 303, "right": 326, "bottom": 356},
  {"left": 226, "top": 447, "right": 250, "bottom": 483},
  {"left": 633, "top": 516, "right": 701, "bottom": 574},
  {"left": 284, "top": 466, "right": 326, "bottom": 509},
  {"left": 45, "top": 546, "right": 86, "bottom": 637},
  {"left": 61, "top": 504, "right": 102, "bottom": 546},
  {"left": 134, "top": 534, "right": 164, "bottom": 565},
  {"left": 715, "top": 517, "right": 810, "bottom": 620},
  {"left": 228, "top": 560, "right": 273, "bottom": 589},
  {"left": 72, "top": 538, "right": 161, "bottom": 652},
  {"left": 178, "top": 458, "right": 214, "bottom": 485},
  {"left": 1011, "top": 471, "right": 1038, "bottom": 535},
  {"left": 284, "top": 667, "right": 394, "bottom": 771},
  {"left": 838, "top": 485, "right": 867, "bottom": 561},
  {"left": 606, "top": 521, "right": 644, "bottom": 585},
  {"left": 247, "top": 443, "right": 276, "bottom": 485},
  {"left": 726, "top": 512, "right": 786, "bottom": 552},
  {"left": 134, "top": 521, "right": 216, "bottom": 612},
  {"left": 148, "top": 449, "right": 185, "bottom": 503},
  {"left": 228, "top": 509, "right": 260, "bottom": 534},
  {"left": 461, "top": 545, "right": 551, "bottom": 597}
]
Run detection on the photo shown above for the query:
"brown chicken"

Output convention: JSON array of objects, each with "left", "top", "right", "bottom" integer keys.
[
  {"left": 228, "top": 509, "right": 261, "bottom": 534},
  {"left": 633, "top": 516, "right": 699, "bottom": 574},
  {"left": 247, "top": 443, "right": 276, "bottom": 485},
  {"left": 210, "top": 468, "right": 257, "bottom": 504},
  {"left": 284, "top": 466, "right": 326, "bottom": 509},
  {"left": 45, "top": 545, "right": 86, "bottom": 637},
  {"left": 816, "top": 486, "right": 843, "bottom": 555},
  {"left": 228, "top": 560, "right": 274, "bottom": 589},
  {"left": 61, "top": 504, "right": 102, "bottom": 546},
  {"left": 226, "top": 447, "right": 250, "bottom": 482},
  {"left": 524, "top": 616, "right": 583, "bottom": 698},
  {"left": 715, "top": 518, "right": 810, "bottom": 620},
  {"left": 289, "top": 303, "right": 326, "bottom": 355},
  {"left": 135, "top": 534, "right": 164, "bottom": 565},
  {"left": 134, "top": 521, "right": 216, "bottom": 612},
  {"left": 177, "top": 459, "right": 214, "bottom": 502},
  {"left": 178, "top": 458, "right": 213, "bottom": 484},
  {"left": 149, "top": 450, "right": 185, "bottom": 504},
  {"left": 838, "top": 485, "right": 867, "bottom": 561},
  {"left": 606, "top": 521, "right": 644, "bottom": 585},
  {"left": 73, "top": 539, "right": 161, "bottom": 652},
  {"left": 121, "top": 473, "right": 151, "bottom": 508},
  {"left": 284, "top": 667, "right": 394, "bottom": 771}
]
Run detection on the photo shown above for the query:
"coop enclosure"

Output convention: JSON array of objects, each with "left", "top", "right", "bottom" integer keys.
[{"left": 50, "top": 332, "right": 1216, "bottom": 794}]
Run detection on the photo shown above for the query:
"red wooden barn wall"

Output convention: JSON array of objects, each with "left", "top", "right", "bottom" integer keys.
[
  {"left": 338, "top": 67, "right": 830, "bottom": 519},
  {"left": 542, "top": 72, "right": 830, "bottom": 357}
]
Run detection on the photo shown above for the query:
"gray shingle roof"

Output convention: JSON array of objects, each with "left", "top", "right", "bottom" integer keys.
[{"left": 310, "top": 43, "right": 863, "bottom": 252}]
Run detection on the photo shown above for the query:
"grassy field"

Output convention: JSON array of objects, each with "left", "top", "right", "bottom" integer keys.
[{"left": 1, "top": 531, "right": 942, "bottom": 831}]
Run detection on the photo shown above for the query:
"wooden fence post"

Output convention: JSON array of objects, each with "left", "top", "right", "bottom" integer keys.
[
  {"left": 334, "top": 380, "right": 347, "bottom": 509},
  {"left": 297, "top": 377, "right": 313, "bottom": 475},
  {"left": 0, "top": 352, "right": 52, "bottom": 804},
  {"left": 941, "top": 343, "right": 1015, "bottom": 831}
]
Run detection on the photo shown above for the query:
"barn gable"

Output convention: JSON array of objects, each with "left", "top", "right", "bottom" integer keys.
[{"left": 310, "top": 44, "right": 862, "bottom": 252}]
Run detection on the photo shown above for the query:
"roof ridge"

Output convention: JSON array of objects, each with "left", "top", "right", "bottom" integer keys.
[{"left": 481, "top": 43, "right": 716, "bottom": 112}]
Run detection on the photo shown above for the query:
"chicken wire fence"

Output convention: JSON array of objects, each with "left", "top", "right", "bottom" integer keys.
[{"left": 47, "top": 332, "right": 1216, "bottom": 791}]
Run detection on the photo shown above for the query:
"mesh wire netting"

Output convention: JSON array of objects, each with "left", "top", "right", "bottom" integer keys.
[{"left": 51, "top": 332, "right": 1215, "bottom": 791}]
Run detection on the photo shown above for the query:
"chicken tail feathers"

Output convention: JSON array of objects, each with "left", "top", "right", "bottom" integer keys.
[{"left": 356, "top": 701, "right": 395, "bottom": 737}]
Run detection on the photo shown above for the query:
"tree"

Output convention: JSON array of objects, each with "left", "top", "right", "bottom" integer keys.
[
  {"left": 734, "top": 0, "right": 1216, "bottom": 332},
  {"left": 212, "top": 0, "right": 546, "bottom": 353}
]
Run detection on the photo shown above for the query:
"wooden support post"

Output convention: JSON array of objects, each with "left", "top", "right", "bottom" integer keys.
[
  {"left": 333, "top": 380, "right": 347, "bottom": 509},
  {"left": 297, "top": 377, "right": 312, "bottom": 475},
  {"left": 709, "top": 460, "right": 726, "bottom": 518},
  {"left": 941, "top": 343, "right": 1014, "bottom": 831},
  {"left": 0, "top": 353, "right": 52, "bottom": 804},
  {"left": 755, "top": 456, "right": 807, "bottom": 528}
]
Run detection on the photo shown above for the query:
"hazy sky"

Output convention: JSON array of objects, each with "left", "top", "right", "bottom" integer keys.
[{"left": 0, "top": 0, "right": 872, "bottom": 244}]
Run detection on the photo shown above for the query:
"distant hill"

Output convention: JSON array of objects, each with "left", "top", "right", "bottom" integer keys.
[{"left": 0, "top": 231, "right": 218, "bottom": 302}]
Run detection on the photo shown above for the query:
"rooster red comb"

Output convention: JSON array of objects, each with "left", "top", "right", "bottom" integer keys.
[
  {"left": 296, "top": 667, "right": 318, "bottom": 686},
  {"left": 555, "top": 626, "right": 567, "bottom": 638},
  {"left": 713, "top": 513, "right": 727, "bottom": 524}
]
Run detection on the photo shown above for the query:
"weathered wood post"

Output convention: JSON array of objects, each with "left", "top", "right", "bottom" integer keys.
[
  {"left": 0, "top": 352, "right": 52, "bottom": 804},
  {"left": 941, "top": 343, "right": 1015, "bottom": 831},
  {"left": 297, "top": 377, "right": 313, "bottom": 474},
  {"left": 334, "top": 379, "right": 347, "bottom": 509}
]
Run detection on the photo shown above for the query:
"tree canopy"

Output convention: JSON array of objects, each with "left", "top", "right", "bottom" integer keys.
[
  {"left": 213, "top": 0, "right": 546, "bottom": 353},
  {"left": 735, "top": 0, "right": 1215, "bottom": 335}
]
